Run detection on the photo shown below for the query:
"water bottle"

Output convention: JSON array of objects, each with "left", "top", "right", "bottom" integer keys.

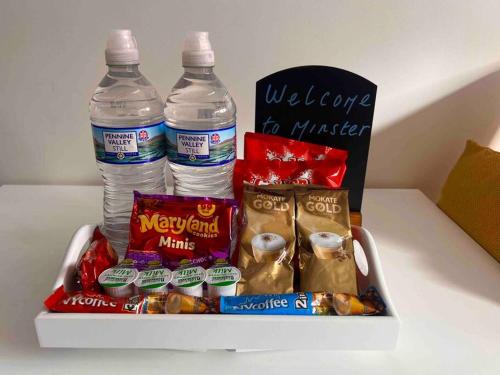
[
  {"left": 165, "top": 32, "right": 236, "bottom": 198},
  {"left": 90, "top": 30, "right": 167, "bottom": 255}
]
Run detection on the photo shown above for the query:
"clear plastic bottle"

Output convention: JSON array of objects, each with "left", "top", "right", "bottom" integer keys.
[
  {"left": 90, "top": 30, "right": 167, "bottom": 255},
  {"left": 165, "top": 32, "right": 236, "bottom": 198}
]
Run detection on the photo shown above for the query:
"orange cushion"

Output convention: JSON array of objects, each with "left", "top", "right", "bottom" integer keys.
[{"left": 438, "top": 140, "right": 500, "bottom": 262}]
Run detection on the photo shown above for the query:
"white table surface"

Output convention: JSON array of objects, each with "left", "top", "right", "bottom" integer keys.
[{"left": 0, "top": 185, "right": 498, "bottom": 374}]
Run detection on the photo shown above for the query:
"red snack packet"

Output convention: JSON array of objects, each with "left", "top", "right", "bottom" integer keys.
[
  {"left": 244, "top": 132, "right": 348, "bottom": 162},
  {"left": 78, "top": 237, "right": 118, "bottom": 292},
  {"left": 233, "top": 159, "right": 347, "bottom": 201},
  {"left": 45, "top": 286, "right": 143, "bottom": 314},
  {"left": 127, "top": 192, "right": 238, "bottom": 269},
  {"left": 91, "top": 226, "right": 105, "bottom": 241}
]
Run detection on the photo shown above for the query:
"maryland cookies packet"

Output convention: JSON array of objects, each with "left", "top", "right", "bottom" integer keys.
[{"left": 127, "top": 192, "right": 238, "bottom": 269}]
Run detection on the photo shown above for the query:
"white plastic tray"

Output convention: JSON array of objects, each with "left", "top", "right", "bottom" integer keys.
[{"left": 35, "top": 224, "right": 399, "bottom": 350}]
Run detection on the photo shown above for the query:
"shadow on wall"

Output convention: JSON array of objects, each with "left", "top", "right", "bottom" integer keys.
[{"left": 367, "top": 70, "right": 500, "bottom": 202}]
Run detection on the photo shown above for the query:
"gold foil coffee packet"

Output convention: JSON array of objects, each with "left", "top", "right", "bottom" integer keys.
[
  {"left": 296, "top": 189, "right": 358, "bottom": 295},
  {"left": 236, "top": 185, "right": 295, "bottom": 295}
]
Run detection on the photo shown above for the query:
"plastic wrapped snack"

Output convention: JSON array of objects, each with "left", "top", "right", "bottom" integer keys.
[
  {"left": 77, "top": 235, "right": 118, "bottom": 292},
  {"left": 165, "top": 292, "right": 220, "bottom": 314},
  {"left": 127, "top": 192, "right": 239, "bottom": 269},
  {"left": 244, "top": 132, "right": 348, "bottom": 162},
  {"left": 233, "top": 159, "right": 346, "bottom": 201}
]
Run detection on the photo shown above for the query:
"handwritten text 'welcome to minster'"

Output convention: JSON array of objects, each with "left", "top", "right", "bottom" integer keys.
[{"left": 261, "top": 84, "right": 373, "bottom": 140}]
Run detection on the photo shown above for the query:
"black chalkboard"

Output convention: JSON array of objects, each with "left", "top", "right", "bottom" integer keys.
[{"left": 255, "top": 66, "right": 377, "bottom": 211}]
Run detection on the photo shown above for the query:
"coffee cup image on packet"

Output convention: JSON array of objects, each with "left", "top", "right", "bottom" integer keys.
[
  {"left": 309, "top": 232, "right": 346, "bottom": 260},
  {"left": 236, "top": 185, "right": 296, "bottom": 295},
  {"left": 296, "top": 189, "right": 358, "bottom": 295},
  {"left": 251, "top": 233, "right": 287, "bottom": 263}
]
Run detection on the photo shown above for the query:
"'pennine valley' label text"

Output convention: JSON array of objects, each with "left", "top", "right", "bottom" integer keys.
[
  {"left": 165, "top": 124, "right": 236, "bottom": 167},
  {"left": 91, "top": 122, "right": 167, "bottom": 164}
]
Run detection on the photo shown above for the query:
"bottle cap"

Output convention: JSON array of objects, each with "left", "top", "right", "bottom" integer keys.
[
  {"left": 182, "top": 31, "right": 215, "bottom": 67},
  {"left": 105, "top": 29, "right": 140, "bottom": 65}
]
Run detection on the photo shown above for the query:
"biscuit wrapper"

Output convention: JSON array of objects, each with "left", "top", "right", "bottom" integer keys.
[
  {"left": 296, "top": 189, "right": 358, "bottom": 295},
  {"left": 236, "top": 185, "right": 295, "bottom": 295},
  {"left": 165, "top": 293, "right": 219, "bottom": 314},
  {"left": 127, "top": 192, "right": 238, "bottom": 270}
]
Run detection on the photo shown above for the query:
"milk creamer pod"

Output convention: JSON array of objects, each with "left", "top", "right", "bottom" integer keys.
[{"left": 206, "top": 262, "right": 241, "bottom": 297}]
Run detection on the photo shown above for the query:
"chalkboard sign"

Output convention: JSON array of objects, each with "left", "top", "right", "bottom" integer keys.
[{"left": 255, "top": 66, "right": 377, "bottom": 211}]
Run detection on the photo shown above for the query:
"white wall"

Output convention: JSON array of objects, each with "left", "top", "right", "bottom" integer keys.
[{"left": 1, "top": 0, "right": 499, "bottom": 201}]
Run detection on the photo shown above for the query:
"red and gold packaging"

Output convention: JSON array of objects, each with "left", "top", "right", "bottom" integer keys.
[
  {"left": 244, "top": 132, "right": 348, "bottom": 162},
  {"left": 233, "top": 159, "right": 347, "bottom": 202},
  {"left": 44, "top": 286, "right": 156, "bottom": 314},
  {"left": 78, "top": 236, "right": 118, "bottom": 292},
  {"left": 235, "top": 133, "right": 349, "bottom": 201}
]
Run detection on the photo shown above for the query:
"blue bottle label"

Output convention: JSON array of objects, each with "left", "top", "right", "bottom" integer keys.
[
  {"left": 91, "top": 122, "right": 167, "bottom": 164},
  {"left": 165, "top": 123, "right": 236, "bottom": 167}
]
